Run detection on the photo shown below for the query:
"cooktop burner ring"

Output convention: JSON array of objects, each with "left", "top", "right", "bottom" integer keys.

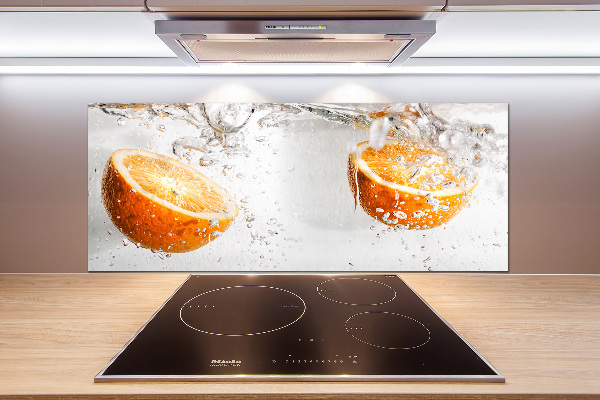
[
  {"left": 179, "top": 285, "right": 306, "bottom": 337},
  {"left": 345, "top": 311, "right": 431, "bottom": 350},
  {"left": 316, "top": 277, "right": 397, "bottom": 305}
]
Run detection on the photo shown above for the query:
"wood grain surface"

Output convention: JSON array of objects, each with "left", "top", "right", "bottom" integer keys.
[{"left": 0, "top": 273, "right": 598, "bottom": 400}]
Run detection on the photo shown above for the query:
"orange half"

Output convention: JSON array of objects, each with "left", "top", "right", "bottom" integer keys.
[
  {"left": 101, "top": 149, "right": 238, "bottom": 252},
  {"left": 348, "top": 140, "right": 477, "bottom": 230}
]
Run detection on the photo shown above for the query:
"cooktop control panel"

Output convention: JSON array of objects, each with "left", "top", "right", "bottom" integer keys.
[{"left": 96, "top": 274, "right": 503, "bottom": 382}]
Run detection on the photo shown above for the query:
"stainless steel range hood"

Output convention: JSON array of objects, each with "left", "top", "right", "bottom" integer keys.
[{"left": 155, "top": 20, "right": 435, "bottom": 67}]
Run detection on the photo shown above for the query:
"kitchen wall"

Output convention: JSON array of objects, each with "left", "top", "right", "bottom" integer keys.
[{"left": 0, "top": 73, "right": 598, "bottom": 274}]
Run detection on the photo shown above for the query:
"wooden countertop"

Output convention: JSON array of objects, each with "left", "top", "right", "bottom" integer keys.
[{"left": 0, "top": 273, "right": 598, "bottom": 400}]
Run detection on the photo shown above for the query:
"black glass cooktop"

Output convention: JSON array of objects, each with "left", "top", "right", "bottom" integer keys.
[{"left": 95, "top": 274, "right": 504, "bottom": 382}]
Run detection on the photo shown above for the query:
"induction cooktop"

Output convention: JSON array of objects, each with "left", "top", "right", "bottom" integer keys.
[{"left": 95, "top": 274, "right": 504, "bottom": 382}]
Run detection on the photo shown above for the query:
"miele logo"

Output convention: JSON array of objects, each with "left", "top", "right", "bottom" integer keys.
[{"left": 210, "top": 359, "right": 242, "bottom": 367}]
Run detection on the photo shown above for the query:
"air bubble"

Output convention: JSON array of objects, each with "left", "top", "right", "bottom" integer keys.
[
  {"left": 408, "top": 166, "right": 422, "bottom": 182},
  {"left": 393, "top": 210, "right": 407, "bottom": 219},
  {"left": 199, "top": 156, "right": 218, "bottom": 167},
  {"left": 424, "top": 173, "right": 445, "bottom": 185},
  {"left": 417, "top": 154, "right": 444, "bottom": 165},
  {"left": 441, "top": 181, "right": 457, "bottom": 188}
]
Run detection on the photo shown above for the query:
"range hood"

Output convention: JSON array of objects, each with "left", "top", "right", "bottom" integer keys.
[{"left": 155, "top": 20, "right": 435, "bottom": 67}]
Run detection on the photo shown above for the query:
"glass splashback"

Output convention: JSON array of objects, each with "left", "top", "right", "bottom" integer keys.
[{"left": 88, "top": 103, "right": 508, "bottom": 271}]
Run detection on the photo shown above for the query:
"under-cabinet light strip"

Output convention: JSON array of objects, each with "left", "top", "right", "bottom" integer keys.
[{"left": 0, "top": 58, "right": 599, "bottom": 75}]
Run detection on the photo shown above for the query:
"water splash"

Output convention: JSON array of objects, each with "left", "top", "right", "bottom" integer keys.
[
  {"left": 92, "top": 102, "right": 507, "bottom": 177},
  {"left": 203, "top": 103, "right": 254, "bottom": 134},
  {"left": 369, "top": 118, "right": 391, "bottom": 150}
]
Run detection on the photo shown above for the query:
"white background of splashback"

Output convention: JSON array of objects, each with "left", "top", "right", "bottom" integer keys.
[
  {"left": 88, "top": 104, "right": 508, "bottom": 272},
  {"left": 1, "top": 73, "right": 598, "bottom": 273}
]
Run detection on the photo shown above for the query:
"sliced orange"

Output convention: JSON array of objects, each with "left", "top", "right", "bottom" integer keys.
[
  {"left": 101, "top": 149, "right": 238, "bottom": 253},
  {"left": 348, "top": 140, "right": 477, "bottom": 230}
]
